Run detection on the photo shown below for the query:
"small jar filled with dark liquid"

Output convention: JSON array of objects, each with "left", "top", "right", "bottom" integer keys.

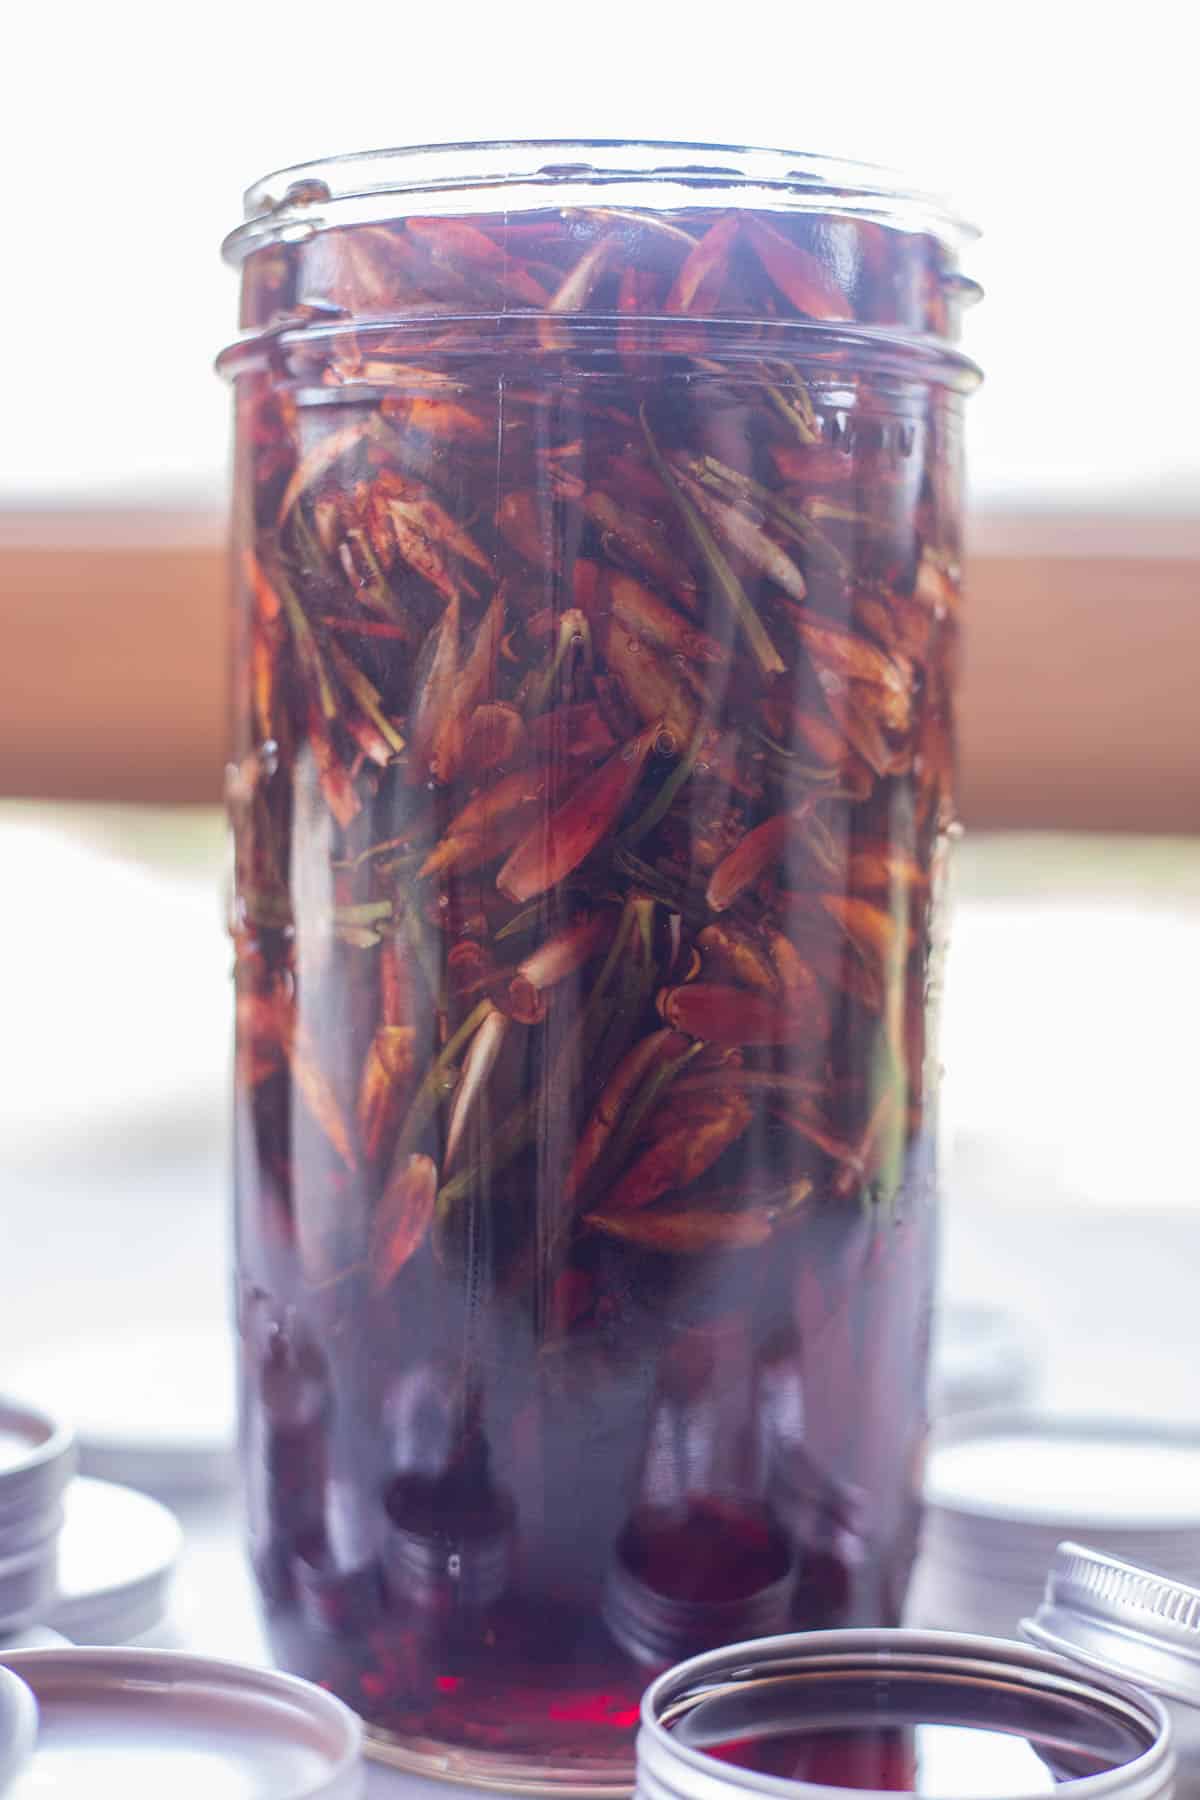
[{"left": 638, "top": 1630, "right": 1174, "bottom": 1800}]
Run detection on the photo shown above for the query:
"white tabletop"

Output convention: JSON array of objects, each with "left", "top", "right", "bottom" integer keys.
[
  {"left": 1, "top": 818, "right": 1198, "bottom": 1792},
  {"left": 148, "top": 1184, "right": 1200, "bottom": 1798}
]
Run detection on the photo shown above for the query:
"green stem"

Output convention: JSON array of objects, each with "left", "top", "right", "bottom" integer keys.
[
  {"left": 436, "top": 1092, "right": 537, "bottom": 1216},
  {"left": 287, "top": 502, "right": 339, "bottom": 587},
  {"left": 695, "top": 456, "right": 850, "bottom": 582},
  {"left": 583, "top": 893, "right": 640, "bottom": 1014},
  {"left": 574, "top": 1037, "right": 704, "bottom": 1217},
  {"left": 335, "top": 837, "right": 428, "bottom": 873},
  {"left": 613, "top": 848, "right": 709, "bottom": 926},
  {"left": 760, "top": 364, "right": 821, "bottom": 444},
  {"left": 437, "top": 900, "right": 651, "bottom": 1220},
  {"left": 395, "top": 999, "right": 490, "bottom": 1157},
  {"left": 674, "top": 1069, "right": 825, "bottom": 1099},
  {"left": 333, "top": 899, "right": 395, "bottom": 927},
  {"left": 587, "top": 896, "right": 657, "bottom": 1087},
  {"left": 271, "top": 556, "right": 338, "bottom": 718},
  {"left": 619, "top": 726, "right": 708, "bottom": 848},
  {"left": 236, "top": 888, "right": 293, "bottom": 930},
  {"left": 749, "top": 724, "right": 838, "bottom": 778},
  {"left": 400, "top": 900, "right": 444, "bottom": 1013},
  {"left": 328, "top": 646, "right": 406, "bottom": 755},
  {"left": 523, "top": 614, "right": 591, "bottom": 720},
  {"left": 640, "top": 405, "right": 783, "bottom": 679},
  {"left": 343, "top": 527, "right": 416, "bottom": 636}
]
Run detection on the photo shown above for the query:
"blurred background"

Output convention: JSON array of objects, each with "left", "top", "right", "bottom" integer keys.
[{"left": 0, "top": 0, "right": 1196, "bottom": 1533}]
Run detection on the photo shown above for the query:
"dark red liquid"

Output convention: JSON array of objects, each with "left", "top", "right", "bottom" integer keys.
[
  {"left": 227, "top": 192, "right": 963, "bottom": 1783},
  {"left": 240, "top": 1188, "right": 934, "bottom": 1781},
  {"left": 670, "top": 1670, "right": 1153, "bottom": 1794}
]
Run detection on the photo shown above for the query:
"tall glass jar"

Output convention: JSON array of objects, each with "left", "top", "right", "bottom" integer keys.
[{"left": 219, "top": 141, "right": 980, "bottom": 1791}]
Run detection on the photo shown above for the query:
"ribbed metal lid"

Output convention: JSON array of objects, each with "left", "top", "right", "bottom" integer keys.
[
  {"left": 1024, "top": 1543, "right": 1200, "bottom": 1713},
  {"left": 636, "top": 1628, "right": 1175, "bottom": 1800},
  {"left": 0, "top": 1647, "right": 363, "bottom": 1799},
  {"left": 0, "top": 1399, "right": 75, "bottom": 1537}
]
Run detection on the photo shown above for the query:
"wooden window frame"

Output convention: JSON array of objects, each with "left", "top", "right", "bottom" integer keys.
[{"left": 1, "top": 509, "right": 1196, "bottom": 830}]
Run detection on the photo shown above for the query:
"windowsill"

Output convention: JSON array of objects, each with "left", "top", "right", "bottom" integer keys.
[{"left": 2, "top": 508, "right": 1197, "bottom": 826}]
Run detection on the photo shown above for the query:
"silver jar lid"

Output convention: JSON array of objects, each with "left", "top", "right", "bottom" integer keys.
[
  {"left": 636, "top": 1628, "right": 1174, "bottom": 1800},
  {"left": 0, "top": 1398, "right": 75, "bottom": 1542},
  {"left": 0, "top": 1647, "right": 363, "bottom": 1798},
  {"left": 911, "top": 1413, "right": 1200, "bottom": 1641},
  {"left": 0, "top": 1399, "right": 73, "bottom": 1639},
  {"left": 1025, "top": 1544, "right": 1200, "bottom": 1740},
  {"left": 5, "top": 1327, "right": 236, "bottom": 1497},
  {"left": 45, "top": 1477, "right": 182, "bottom": 1645}
]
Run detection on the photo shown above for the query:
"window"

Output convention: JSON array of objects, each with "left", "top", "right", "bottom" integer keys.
[
  {"left": 3, "top": 4, "right": 1195, "bottom": 516},
  {"left": 0, "top": 3, "right": 1195, "bottom": 1551}
]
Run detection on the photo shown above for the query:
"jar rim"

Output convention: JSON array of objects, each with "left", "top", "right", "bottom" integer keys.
[
  {"left": 222, "top": 138, "right": 977, "bottom": 265},
  {"left": 636, "top": 1629, "right": 1174, "bottom": 1800},
  {"left": 215, "top": 312, "right": 983, "bottom": 395}
]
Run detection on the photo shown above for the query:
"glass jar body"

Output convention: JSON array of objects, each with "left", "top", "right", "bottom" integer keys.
[{"left": 225, "top": 158, "right": 973, "bottom": 1790}]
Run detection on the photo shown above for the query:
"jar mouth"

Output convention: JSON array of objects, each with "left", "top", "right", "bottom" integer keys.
[
  {"left": 223, "top": 138, "right": 977, "bottom": 265},
  {"left": 638, "top": 1630, "right": 1173, "bottom": 1800}
]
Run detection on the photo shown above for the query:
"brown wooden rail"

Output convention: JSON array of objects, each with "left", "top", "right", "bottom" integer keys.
[{"left": 1, "top": 515, "right": 1196, "bottom": 829}]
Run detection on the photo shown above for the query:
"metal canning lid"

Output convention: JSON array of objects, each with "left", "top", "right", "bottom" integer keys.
[
  {"left": 4, "top": 1327, "right": 236, "bottom": 1498},
  {"left": 1024, "top": 1543, "right": 1200, "bottom": 1715},
  {"left": 914, "top": 1413, "right": 1200, "bottom": 1639},
  {"left": 0, "top": 1398, "right": 76, "bottom": 1535},
  {"left": 924, "top": 1414, "right": 1200, "bottom": 1538},
  {"left": 0, "top": 1664, "right": 37, "bottom": 1793},
  {"left": 45, "top": 1477, "right": 182, "bottom": 1645},
  {"left": 0, "top": 1537, "right": 59, "bottom": 1637},
  {"left": 0, "top": 1647, "right": 364, "bottom": 1799},
  {"left": 913, "top": 1414, "right": 1200, "bottom": 1643},
  {"left": 0, "top": 1506, "right": 63, "bottom": 1561},
  {"left": 636, "top": 1628, "right": 1174, "bottom": 1800}
]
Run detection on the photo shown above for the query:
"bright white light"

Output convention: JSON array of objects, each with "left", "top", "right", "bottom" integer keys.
[{"left": 5, "top": 1, "right": 1196, "bottom": 512}]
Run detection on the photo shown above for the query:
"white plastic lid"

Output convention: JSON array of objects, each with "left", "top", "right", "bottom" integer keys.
[
  {"left": 0, "top": 1536, "right": 59, "bottom": 1637},
  {"left": 0, "top": 1505, "right": 63, "bottom": 1560},
  {"left": 927, "top": 1414, "right": 1200, "bottom": 1535},
  {"left": 0, "top": 1399, "right": 76, "bottom": 1534},
  {"left": 914, "top": 1413, "right": 1200, "bottom": 1640},
  {"left": 931, "top": 1305, "right": 1040, "bottom": 1417},
  {"left": 0, "top": 1664, "right": 36, "bottom": 1793},
  {"left": 46, "top": 1477, "right": 182, "bottom": 1645},
  {"left": 0, "top": 1629, "right": 69, "bottom": 1651},
  {"left": 0, "top": 1647, "right": 363, "bottom": 1799},
  {"left": 4, "top": 1327, "right": 236, "bottom": 1496}
]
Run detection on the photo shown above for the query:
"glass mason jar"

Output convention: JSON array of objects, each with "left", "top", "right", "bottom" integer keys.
[{"left": 219, "top": 141, "right": 980, "bottom": 1791}]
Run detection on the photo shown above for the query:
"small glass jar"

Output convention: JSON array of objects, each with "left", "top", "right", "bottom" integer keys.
[
  {"left": 637, "top": 1629, "right": 1175, "bottom": 1800},
  {"left": 219, "top": 140, "right": 980, "bottom": 1789}
]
